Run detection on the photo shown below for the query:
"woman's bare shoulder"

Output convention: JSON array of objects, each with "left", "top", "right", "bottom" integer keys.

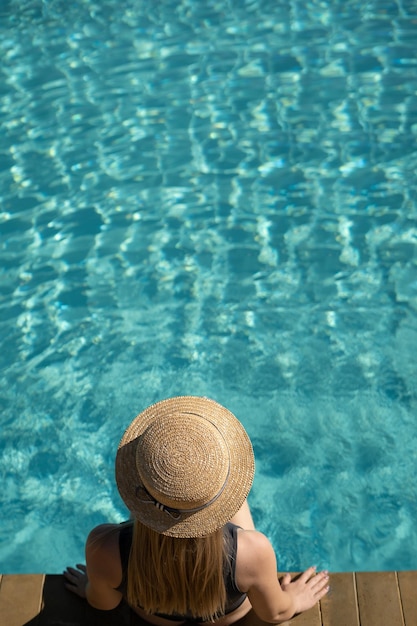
[
  {"left": 237, "top": 528, "right": 274, "bottom": 552},
  {"left": 87, "top": 523, "right": 121, "bottom": 543},
  {"left": 86, "top": 524, "right": 123, "bottom": 563},
  {"left": 235, "top": 529, "right": 277, "bottom": 589},
  {"left": 86, "top": 523, "right": 124, "bottom": 587}
]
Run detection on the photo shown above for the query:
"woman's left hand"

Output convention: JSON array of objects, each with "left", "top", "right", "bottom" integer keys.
[{"left": 63, "top": 563, "right": 88, "bottom": 598}]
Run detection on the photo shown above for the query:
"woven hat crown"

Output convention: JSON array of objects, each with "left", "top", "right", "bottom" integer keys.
[{"left": 136, "top": 414, "right": 230, "bottom": 511}]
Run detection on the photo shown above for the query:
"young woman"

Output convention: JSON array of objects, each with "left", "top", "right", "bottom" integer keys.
[{"left": 64, "top": 396, "right": 329, "bottom": 624}]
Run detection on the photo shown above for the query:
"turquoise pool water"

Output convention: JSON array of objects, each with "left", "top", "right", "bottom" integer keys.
[{"left": 1, "top": 0, "right": 417, "bottom": 575}]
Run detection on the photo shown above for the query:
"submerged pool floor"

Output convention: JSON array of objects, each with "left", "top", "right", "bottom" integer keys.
[{"left": 1, "top": 0, "right": 417, "bottom": 574}]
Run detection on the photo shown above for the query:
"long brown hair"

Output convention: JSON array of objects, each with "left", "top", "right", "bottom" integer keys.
[{"left": 127, "top": 520, "right": 227, "bottom": 621}]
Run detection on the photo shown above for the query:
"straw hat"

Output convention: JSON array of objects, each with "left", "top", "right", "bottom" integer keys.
[{"left": 115, "top": 396, "right": 255, "bottom": 537}]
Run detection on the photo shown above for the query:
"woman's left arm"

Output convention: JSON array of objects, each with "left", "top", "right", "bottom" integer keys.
[{"left": 64, "top": 524, "right": 123, "bottom": 611}]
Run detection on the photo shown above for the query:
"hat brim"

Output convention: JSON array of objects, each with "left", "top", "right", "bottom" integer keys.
[{"left": 115, "top": 396, "right": 255, "bottom": 537}]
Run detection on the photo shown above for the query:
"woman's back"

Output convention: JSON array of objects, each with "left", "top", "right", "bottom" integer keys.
[
  {"left": 79, "top": 515, "right": 255, "bottom": 625},
  {"left": 116, "top": 521, "right": 247, "bottom": 620}
]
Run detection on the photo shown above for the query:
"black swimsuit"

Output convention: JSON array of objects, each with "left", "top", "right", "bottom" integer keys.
[{"left": 116, "top": 521, "right": 247, "bottom": 621}]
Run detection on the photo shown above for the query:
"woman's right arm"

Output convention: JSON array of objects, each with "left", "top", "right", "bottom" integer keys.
[{"left": 236, "top": 530, "right": 329, "bottom": 623}]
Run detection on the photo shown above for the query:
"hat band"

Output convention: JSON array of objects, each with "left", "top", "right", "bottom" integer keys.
[{"left": 135, "top": 468, "right": 230, "bottom": 521}]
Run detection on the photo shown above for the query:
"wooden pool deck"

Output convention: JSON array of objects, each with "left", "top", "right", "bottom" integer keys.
[{"left": 1, "top": 571, "right": 416, "bottom": 626}]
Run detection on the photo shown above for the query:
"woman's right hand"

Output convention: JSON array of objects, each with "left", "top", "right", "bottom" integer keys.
[{"left": 280, "top": 567, "right": 329, "bottom": 614}]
